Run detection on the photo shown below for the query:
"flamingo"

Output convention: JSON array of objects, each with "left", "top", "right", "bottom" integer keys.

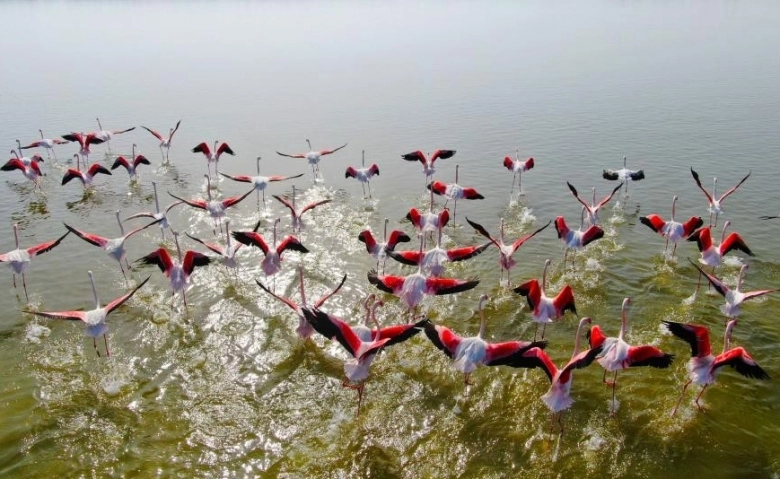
[
  {"left": 687, "top": 222, "right": 754, "bottom": 291},
  {"left": 135, "top": 230, "right": 211, "bottom": 309},
  {"left": 465, "top": 217, "right": 551, "bottom": 284},
  {"left": 423, "top": 294, "right": 548, "bottom": 385},
  {"left": 141, "top": 120, "right": 181, "bottom": 163},
  {"left": 554, "top": 208, "right": 605, "bottom": 263},
  {"left": 276, "top": 139, "right": 348, "bottom": 182},
  {"left": 192, "top": 140, "right": 235, "bottom": 178},
  {"left": 400, "top": 148, "right": 456, "bottom": 186},
  {"left": 386, "top": 227, "right": 490, "bottom": 277},
  {"left": 94, "top": 117, "right": 135, "bottom": 153},
  {"left": 61, "top": 132, "right": 105, "bottom": 164},
  {"left": 124, "top": 181, "right": 183, "bottom": 240},
  {"left": 169, "top": 175, "right": 254, "bottom": 234},
  {"left": 602, "top": 155, "right": 645, "bottom": 194},
  {"left": 357, "top": 218, "right": 411, "bottom": 272},
  {"left": 301, "top": 305, "right": 425, "bottom": 413},
  {"left": 367, "top": 238, "right": 480, "bottom": 312},
  {"left": 588, "top": 298, "right": 675, "bottom": 414},
  {"left": 255, "top": 267, "right": 346, "bottom": 339},
  {"left": 185, "top": 219, "right": 243, "bottom": 270},
  {"left": 689, "top": 261, "right": 778, "bottom": 321},
  {"left": 220, "top": 156, "right": 304, "bottom": 210},
  {"left": 502, "top": 149, "right": 534, "bottom": 195},
  {"left": 111, "top": 144, "right": 151, "bottom": 181},
  {"left": 10, "top": 146, "right": 44, "bottom": 166},
  {"left": 665, "top": 319, "right": 770, "bottom": 415},
  {"left": 231, "top": 218, "right": 308, "bottom": 277},
  {"left": 61, "top": 154, "right": 112, "bottom": 188},
  {"left": 519, "top": 317, "right": 603, "bottom": 433},
  {"left": 1, "top": 157, "right": 44, "bottom": 187},
  {"left": 23, "top": 272, "right": 149, "bottom": 357},
  {"left": 566, "top": 181, "right": 623, "bottom": 227},
  {"left": 513, "top": 259, "right": 577, "bottom": 340},
  {"left": 690, "top": 167, "right": 751, "bottom": 227},
  {"left": 640, "top": 195, "right": 703, "bottom": 257},
  {"left": 65, "top": 210, "right": 162, "bottom": 281},
  {"left": 406, "top": 188, "right": 450, "bottom": 237},
  {"left": 427, "top": 165, "right": 484, "bottom": 222},
  {"left": 0, "top": 225, "right": 70, "bottom": 301},
  {"left": 272, "top": 185, "right": 332, "bottom": 233},
  {"left": 18, "top": 130, "right": 70, "bottom": 160},
  {"left": 345, "top": 150, "right": 380, "bottom": 198}
]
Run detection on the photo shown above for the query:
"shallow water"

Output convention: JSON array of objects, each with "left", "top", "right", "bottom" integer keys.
[{"left": 2, "top": 1, "right": 780, "bottom": 478}]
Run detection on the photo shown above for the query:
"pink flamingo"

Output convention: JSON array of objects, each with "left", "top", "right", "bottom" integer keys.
[
  {"left": 169, "top": 174, "right": 253, "bottom": 234},
  {"left": 386, "top": 227, "right": 490, "bottom": 277},
  {"left": 665, "top": 319, "right": 769, "bottom": 415},
  {"left": 1, "top": 157, "right": 44, "bottom": 187},
  {"left": 276, "top": 139, "right": 348, "bottom": 182},
  {"left": 687, "top": 221, "right": 754, "bottom": 292},
  {"left": 357, "top": 218, "right": 411, "bottom": 272},
  {"left": 427, "top": 165, "right": 484, "bottom": 222},
  {"left": 345, "top": 150, "right": 380, "bottom": 198},
  {"left": 94, "top": 117, "right": 135, "bottom": 153},
  {"left": 0, "top": 224, "right": 70, "bottom": 301},
  {"left": 401, "top": 148, "right": 456, "bottom": 186},
  {"left": 192, "top": 140, "right": 235, "bottom": 178},
  {"left": 185, "top": 218, "right": 242, "bottom": 270},
  {"left": 272, "top": 185, "right": 332, "bottom": 233},
  {"left": 24, "top": 272, "right": 149, "bottom": 357},
  {"left": 554, "top": 208, "right": 605, "bottom": 263},
  {"left": 690, "top": 167, "right": 751, "bottom": 227},
  {"left": 231, "top": 218, "right": 308, "bottom": 277},
  {"left": 124, "top": 181, "right": 183, "bottom": 240},
  {"left": 640, "top": 195, "right": 703, "bottom": 257},
  {"left": 62, "top": 154, "right": 112, "bottom": 188},
  {"left": 18, "top": 130, "right": 70, "bottom": 160},
  {"left": 465, "top": 217, "right": 550, "bottom": 284},
  {"left": 220, "top": 156, "right": 304, "bottom": 209},
  {"left": 602, "top": 155, "right": 645, "bottom": 195},
  {"left": 61, "top": 132, "right": 105, "bottom": 164},
  {"left": 503, "top": 149, "right": 534, "bottom": 195},
  {"left": 141, "top": 120, "right": 181, "bottom": 163},
  {"left": 423, "top": 294, "right": 547, "bottom": 385},
  {"left": 111, "top": 144, "right": 151, "bottom": 181},
  {"left": 689, "top": 261, "right": 778, "bottom": 321},
  {"left": 406, "top": 188, "right": 450, "bottom": 237},
  {"left": 513, "top": 259, "right": 577, "bottom": 340},
  {"left": 566, "top": 181, "right": 623, "bottom": 227}
]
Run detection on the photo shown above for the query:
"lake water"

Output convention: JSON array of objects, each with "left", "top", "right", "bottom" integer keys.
[{"left": 1, "top": 1, "right": 780, "bottom": 477}]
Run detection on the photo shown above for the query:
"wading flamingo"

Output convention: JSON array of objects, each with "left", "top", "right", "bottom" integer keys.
[
  {"left": 111, "top": 144, "right": 151, "bottom": 181},
  {"left": 602, "top": 155, "right": 644, "bottom": 195},
  {"left": 513, "top": 259, "right": 576, "bottom": 340},
  {"left": 0, "top": 225, "right": 70, "bottom": 301},
  {"left": 61, "top": 132, "right": 105, "bottom": 165},
  {"left": 168, "top": 175, "right": 254, "bottom": 234},
  {"left": 689, "top": 261, "right": 778, "bottom": 322},
  {"left": 273, "top": 185, "right": 332, "bottom": 233},
  {"left": 124, "top": 181, "right": 183, "bottom": 240},
  {"left": 357, "top": 218, "right": 411, "bottom": 273},
  {"left": 141, "top": 120, "right": 181, "bottom": 163},
  {"left": 62, "top": 154, "right": 112, "bottom": 188},
  {"left": 220, "top": 156, "right": 304, "bottom": 209},
  {"left": 345, "top": 150, "right": 380, "bottom": 198},
  {"left": 503, "top": 149, "right": 534, "bottom": 196},
  {"left": 566, "top": 181, "right": 623, "bottom": 227},
  {"left": 386, "top": 227, "right": 490, "bottom": 277},
  {"left": 19, "top": 130, "right": 70, "bottom": 160},
  {"left": 192, "top": 140, "right": 235, "bottom": 178},
  {"left": 640, "top": 196, "right": 703, "bottom": 257},
  {"left": 231, "top": 218, "right": 308, "bottom": 277},
  {"left": 427, "top": 165, "right": 484, "bottom": 223},
  {"left": 690, "top": 167, "right": 751, "bottom": 227},
  {"left": 276, "top": 139, "right": 347, "bottom": 182},
  {"left": 94, "top": 117, "right": 135, "bottom": 153},
  {"left": 401, "top": 148, "right": 455, "bottom": 187}
]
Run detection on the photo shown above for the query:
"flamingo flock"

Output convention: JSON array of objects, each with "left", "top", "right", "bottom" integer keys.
[{"left": 2, "top": 121, "right": 773, "bottom": 433}]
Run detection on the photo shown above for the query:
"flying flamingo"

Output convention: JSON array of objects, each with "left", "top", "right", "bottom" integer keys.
[
  {"left": 513, "top": 259, "right": 577, "bottom": 340},
  {"left": 186, "top": 219, "right": 243, "bottom": 271},
  {"left": 124, "top": 181, "right": 183, "bottom": 240},
  {"left": 385, "top": 227, "right": 490, "bottom": 277},
  {"left": 465, "top": 217, "right": 551, "bottom": 284},
  {"left": 427, "top": 165, "right": 484, "bottom": 223},
  {"left": 0, "top": 224, "right": 70, "bottom": 301},
  {"left": 519, "top": 317, "right": 603, "bottom": 433},
  {"left": 588, "top": 298, "right": 675, "bottom": 414},
  {"left": 220, "top": 156, "right": 304, "bottom": 210},
  {"left": 23, "top": 272, "right": 150, "bottom": 357},
  {"left": 61, "top": 132, "right": 105, "bottom": 164},
  {"left": 690, "top": 167, "right": 751, "bottom": 227},
  {"left": 276, "top": 139, "right": 348, "bottom": 182},
  {"left": 345, "top": 150, "right": 380, "bottom": 198},
  {"left": 689, "top": 261, "right": 778, "bottom": 322},
  {"left": 192, "top": 140, "right": 235, "bottom": 178},
  {"left": 65, "top": 210, "right": 162, "bottom": 281},
  {"left": 687, "top": 221, "right": 754, "bottom": 292},
  {"left": 255, "top": 267, "right": 346, "bottom": 339},
  {"left": 111, "top": 144, "right": 151, "bottom": 181},
  {"left": 272, "top": 185, "right": 332, "bottom": 233},
  {"left": 1, "top": 157, "right": 44, "bottom": 188},
  {"left": 10, "top": 146, "right": 44, "bottom": 166},
  {"left": 554, "top": 208, "right": 605, "bottom": 263},
  {"left": 357, "top": 218, "right": 411, "bottom": 273},
  {"left": 423, "top": 294, "right": 548, "bottom": 385},
  {"left": 169, "top": 175, "right": 254, "bottom": 234},
  {"left": 406, "top": 188, "right": 450, "bottom": 237},
  {"left": 231, "top": 218, "right": 308, "bottom": 277},
  {"left": 94, "top": 118, "right": 135, "bottom": 153},
  {"left": 61, "top": 154, "right": 112, "bottom": 188},
  {"left": 18, "top": 130, "right": 70, "bottom": 160},
  {"left": 640, "top": 195, "right": 703, "bottom": 257},
  {"left": 301, "top": 305, "right": 425, "bottom": 413},
  {"left": 141, "top": 120, "right": 181, "bottom": 163},
  {"left": 664, "top": 319, "right": 770, "bottom": 415},
  {"left": 566, "top": 181, "right": 623, "bottom": 227},
  {"left": 502, "top": 149, "right": 534, "bottom": 195},
  {"left": 367, "top": 238, "right": 480, "bottom": 313},
  {"left": 602, "top": 155, "right": 645, "bottom": 194},
  {"left": 135, "top": 231, "right": 211, "bottom": 309},
  {"left": 401, "top": 148, "right": 456, "bottom": 186}
]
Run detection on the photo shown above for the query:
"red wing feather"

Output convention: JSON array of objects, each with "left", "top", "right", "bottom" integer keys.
[
  {"left": 27, "top": 230, "right": 70, "bottom": 256},
  {"left": 231, "top": 231, "right": 270, "bottom": 255}
]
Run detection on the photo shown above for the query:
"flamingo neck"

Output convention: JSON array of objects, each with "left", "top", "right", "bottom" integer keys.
[
  {"left": 132, "top": 144, "right": 136, "bottom": 161},
  {"left": 723, "top": 320, "right": 736, "bottom": 353},
  {"left": 499, "top": 218, "right": 506, "bottom": 245},
  {"left": 13, "top": 224, "right": 20, "bottom": 249},
  {"left": 306, "top": 139, "right": 312, "bottom": 152},
  {"left": 152, "top": 182, "right": 161, "bottom": 213},
  {"left": 713, "top": 178, "right": 718, "bottom": 198},
  {"left": 361, "top": 150, "right": 365, "bottom": 168},
  {"left": 225, "top": 221, "right": 231, "bottom": 247},
  {"left": 291, "top": 186, "right": 297, "bottom": 211},
  {"left": 542, "top": 259, "right": 551, "bottom": 291},
  {"left": 256, "top": 156, "right": 261, "bottom": 175},
  {"left": 362, "top": 294, "right": 375, "bottom": 325},
  {"left": 298, "top": 267, "right": 307, "bottom": 305},
  {"left": 455, "top": 164, "right": 459, "bottom": 184},
  {"left": 572, "top": 318, "right": 589, "bottom": 358},
  {"left": 671, "top": 196, "right": 678, "bottom": 222},
  {"left": 591, "top": 187, "right": 596, "bottom": 207},
  {"left": 737, "top": 266, "right": 747, "bottom": 291},
  {"left": 116, "top": 211, "right": 125, "bottom": 236},
  {"left": 173, "top": 233, "right": 183, "bottom": 262},
  {"left": 579, "top": 207, "right": 586, "bottom": 231},
  {"left": 429, "top": 188, "right": 435, "bottom": 212},
  {"left": 273, "top": 219, "right": 280, "bottom": 246},
  {"left": 11, "top": 149, "right": 18, "bottom": 159},
  {"left": 88, "top": 271, "right": 100, "bottom": 308},
  {"left": 477, "top": 300, "right": 487, "bottom": 338},
  {"left": 205, "top": 176, "right": 213, "bottom": 201},
  {"left": 39, "top": 130, "right": 44, "bottom": 140},
  {"left": 623, "top": 156, "right": 627, "bottom": 168},
  {"left": 383, "top": 218, "right": 389, "bottom": 243},
  {"left": 96, "top": 117, "right": 103, "bottom": 131},
  {"left": 370, "top": 302, "right": 383, "bottom": 329},
  {"left": 619, "top": 300, "right": 629, "bottom": 340},
  {"left": 720, "top": 221, "right": 730, "bottom": 245}
]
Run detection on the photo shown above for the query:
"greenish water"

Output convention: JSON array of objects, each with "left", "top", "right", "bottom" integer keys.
[{"left": 1, "top": 1, "right": 780, "bottom": 478}]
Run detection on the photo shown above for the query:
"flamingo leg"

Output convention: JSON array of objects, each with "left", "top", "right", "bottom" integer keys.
[
  {"left": 119, "top": 263, "right": 128, "bottom": 282},
  {"left": 557, "top": 412, "right": 564, "bottom": 435},
  {"left": 104, "top": 334, "right": 111, "bottom": 358},
  {"left": 694, "top": 385, "right": 709, "bottom": 410},
  {"left": 464, "top": 372, "right": 473, "bottom": 386},
  {"left": 671, "top": 379, "right": 692, "bottom": 416},
  {"left": 453, "top": 199, "right": 458, "bottom": 226},
  {"left": 518, "top": 169, "right": 523, "bottom": 194},
  {"left": 672, "top": 242, "right": 678, "bottom": 257},
  {"left": 12, "top": 274, "right": 16, "bottom": 289},
  {"left": 510, "top": 172, "right": 517, "bottom": 196},
  {"left": 22, "top": 273, "right": 29, "bottom": 302},
  {"left": 610, "top": 371, "right": 618, "bottom": 415},
  {"left": 541, "top": 323, "right": 547, "bottom": 340},
  {"left": 342, "top": 379, "right": 365, "bottom": 415},
  {"left": 367, "top": 181, "right": 373, "bottom": 199},
  {"left": 533, "top": 323, "right": 539, "bottom": 341},
  {"left": 93, "top": 337, "right": 101, "bottom": 357}
]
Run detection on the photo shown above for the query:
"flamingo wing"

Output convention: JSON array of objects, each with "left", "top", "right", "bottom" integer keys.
[
  {"left": 182, "top": 251, "right": 211, "bottom": 276},
  {"left": 587, "top": 325, "right": 608, "bottom": 349},
  {"left": 276, "top": 236, "right": 309, "bottom": 255},
  {"left": 313, "top": 273, "right": 348, "bottom": 309},
  {"left": 423, "top": 321, "right": 461, "bottom": 358},
  {"left": 367, "top": 269, "right": 405, "bottom": 294},
  {"left": 688, "top": 260, "right": 730, "bottom": 297},
  {"left": 301, "top": 307, "right": 362, "bottom": 357},
  {"left": 446, "top": 242, "right": 491, "bottom": 262},
  {"left": 220, "top": 188, "right": 254, "bottom": 208},
  {"left": 485, "top": 340, "right": 549, "bottom": 368},
  {"left": 626, "top": 345, "right": 674, "bottom": 368},
  {"left": 386, "top": 249, "right": 423, "bottom": 266},
  {"left": 272, "top": 194, "right": 296, "bottom": 214},
  {"left": 602, "top": 169, "right": 620, "bottom": 181},
  {"left": 401, "top": 150, "right": 426, "bottom": 163},
  {"left": 169, "top": 120, "right": 181, "bottom": 139},
  {"left": 720, "top": 233, "right": 754, "bottom": 257},
  {"left": 168, "top": 192, "right": 207, "bottom": 210},
  {"left": 27, "top": 230, "right": 70, "bottom": 257},
  {"left": 220, "top": 172, "right": 253, "bottom": 183},
  {"left": 231, "top": 231, "right": 270, "bottom": 255},
  {"left": 502, "top": 156, "right": 515, "bottom": 171},
  {"left": 425, "top": 277, "right": 480, "bottom": 295},
  {"left": 640, "top": 214, "right": 668, "bottom": 234},
  {"left": 111, "top": 157, "right": 130, "bottom": 171},
  {"left": 552, "top": 285, "right": 577, "bottom": 316},
  {"left": 61, "top": 132, "right": 84, "bottom": 145},
  {"left": 103, "top": 275, "right": 151, "bottom": 313},
  {"left": 87, "top": 164, "right": 112, "bottom": 177},
  {"left": 628, "top": 169, "right": 645, "bottom": 181},
  {"left": 185, "top": 232, "right": 225, "bottom": 256},
  {"left": 345, "top": 167, "right": 358, "bottom": 179},
  {"left": 597, "top": 183, "right": 624, "bottom": 208},
  {"left": 512, "top": 347, "right": 556, "bottom": 381},
  {"left": 686, "top": 227, "right": 712, "bottom": 252},
  {"left": 64, "top": 224, "right": 108, "bottom": 248},
  {"left": 124, "top": 218, "right": 163, "bottom": 239},
  {"left": 742, "top": 288, "right": 779, "bottom": 301},
  {"left": 681, "top": 217, "right": 704, "bottom": 238},
  {"left": 713, "top": 347, "right": 770, "bottom": 380},
  {"left": 430, "top": 149, "right": 456, "bottom": 162},
  {"left": 133, "top": 155, "right": 151, "bottom": 167},
  {"left": 376, "top": 318, "right": 428, "bottom": 347},
  {"left": 663, "top": 321, "right": 711, "bottom": 358},
  {"left": 1, "top": 158, "right": 26, "bottom": 172},
  {"left": 23, "top": 309, "right": 87, "bottom": 322},
  {"left": 580, "top": 226, "right": 605, "bottom": 246},
  {"left": 427, "top": 181, "right": 448, "bottom": 197},
  {"left": 566, "top": 182, "right": 592, "bottom": 211},
  {"left": 406, "top": 208, "right": 423, "bottom": 229},
  {"left": 465, "top": 217, "right": 501, "bottom": 249},
  {"left": 275, "top": 150, "right": 306, "bottom": 159},
  {"left": 690, "top": 167, "right": 714, "bottom": 204},
  {"left": 269, "top": 173, "right": 304, "bottom": 182},
  {"left": 300, "top": 199, "right": 332, "bottom": 215},
  {"left": 141, "top": 126, "right": 163, "bottom": 141},
  {"left": 61, "top": 169, "right": 84, "bottom": 185},
  {"left": 513, "top": 279, "right": 541, "bottom": 311},
  {"left": 256, "top": 279, "right": 300, "bottom": 312},
  {"left": 562, "top": 344, "right": 604, "bottom": 374},
  {"left": 386, "top": 230, "right": 411, "bottom": 250},
  {"left": 136, "top": 248, "right": 174, "bottom": 273},
  {"left": 718, "top": 171, "right": 751, "bottom": 202},
  {"left": 192, "top": 142, "right": 212, "bottom": 157},
  {"left": 319, "top": 143, "right": 347, "bottom": 155},
  {"left": 217, "top": 142, "right": 235, "bottom": 157},
  {"left": 509, "top": 220, "right": 551, "bottom": 253}
]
